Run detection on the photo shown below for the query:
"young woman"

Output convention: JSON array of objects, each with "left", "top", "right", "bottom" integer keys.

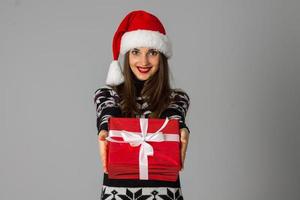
[{"left": 94, "top": 10, "right": 191, "bottom": 200}]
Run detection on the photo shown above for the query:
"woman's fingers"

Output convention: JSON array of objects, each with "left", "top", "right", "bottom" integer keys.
[
  {"left": 98, "top": 130, "right": 109, "bottom": 173},
  {"left": 180, "top": 128, "right": 190, "bottom": 171},
  {"left": 98, "top": 130, "right": 108, "bottom": 141}
]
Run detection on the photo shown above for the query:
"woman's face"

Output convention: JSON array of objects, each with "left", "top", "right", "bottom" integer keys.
[{"left": 128, "top": 47, "right": 160, "bottom": 81}]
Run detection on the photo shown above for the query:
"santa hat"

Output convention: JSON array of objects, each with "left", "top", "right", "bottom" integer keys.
[{"left": 106, "top": 10, "right": 172, "bottom": 86}]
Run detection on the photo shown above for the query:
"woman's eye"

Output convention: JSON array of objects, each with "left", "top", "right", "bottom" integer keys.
[
  {"left": 149, "top": 50, "right": 158, "bottom": 56},
  {"left": 131, "top": 50, "right": 139, "bottom": 55}
]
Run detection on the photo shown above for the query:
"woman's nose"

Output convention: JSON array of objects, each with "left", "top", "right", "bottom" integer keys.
[{"left": 140, "top": 54, "right": 150, "bottom": 66}]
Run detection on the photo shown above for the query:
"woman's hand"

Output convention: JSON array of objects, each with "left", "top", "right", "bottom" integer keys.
[
  {"left": 98, "top": 130, "right": 109, "bottom": 174},
  {"left": 180, "top": 128, "right": 190, "bottom": 171}
]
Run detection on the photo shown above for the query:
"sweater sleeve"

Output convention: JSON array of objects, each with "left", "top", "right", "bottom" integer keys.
[
  {"left": 93, "top": 86, "right": 122, "bottom": 135},
  {"left": 161, "top": 89, "right": 191, "bottom": 133}
]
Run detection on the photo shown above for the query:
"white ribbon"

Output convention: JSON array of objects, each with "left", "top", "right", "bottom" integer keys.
[{"left": 106, "top": 117, "right": 179, "bottom": 180}]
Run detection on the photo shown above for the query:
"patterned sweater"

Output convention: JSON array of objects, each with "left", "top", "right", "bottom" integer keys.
[{"left": 93, "top": 82, "right": 190, "bottom": 135}]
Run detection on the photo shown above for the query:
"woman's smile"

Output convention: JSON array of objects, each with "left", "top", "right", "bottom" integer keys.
[{"left": 137, "top": 66, "right": 152, "bottom": 73}]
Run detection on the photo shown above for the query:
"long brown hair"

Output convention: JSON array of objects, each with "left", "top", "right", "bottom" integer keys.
[{"left": 111, "top": 51, "right": 172, "bottom": 118}]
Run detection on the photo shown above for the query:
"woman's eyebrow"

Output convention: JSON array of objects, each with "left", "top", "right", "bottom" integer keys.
[{"left": 131, "top": 48, "right": 158, "bottom": 52}]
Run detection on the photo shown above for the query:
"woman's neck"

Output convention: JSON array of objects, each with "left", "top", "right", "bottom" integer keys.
[{"left": 133, "top": 76, "right": 145, "bottom": 96}]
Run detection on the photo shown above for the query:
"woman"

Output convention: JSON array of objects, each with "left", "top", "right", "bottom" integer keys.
[{"left": 94, "top": 10, "right": 190, "bottom": 200}]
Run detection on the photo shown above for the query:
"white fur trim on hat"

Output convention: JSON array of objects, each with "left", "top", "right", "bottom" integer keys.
[
  {"left": 120, "top": 30, "right": 172, "bottom": 58},
  {"left": 105, "top": 60, "right": 124, "bottom": 86}
]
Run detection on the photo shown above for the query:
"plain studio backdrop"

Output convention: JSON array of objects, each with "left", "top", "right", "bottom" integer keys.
[{"left": 1, "top": 0, "right": 299, "bottom": 200}]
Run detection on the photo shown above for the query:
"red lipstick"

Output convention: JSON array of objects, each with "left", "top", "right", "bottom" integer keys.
[{"left": 137, "top": 67, "right": 151, "bottom": 74}]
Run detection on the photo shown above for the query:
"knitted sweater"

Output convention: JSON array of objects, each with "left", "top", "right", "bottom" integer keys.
[{"left": 93, "top": 80, "right": 190, "bottom": 135}]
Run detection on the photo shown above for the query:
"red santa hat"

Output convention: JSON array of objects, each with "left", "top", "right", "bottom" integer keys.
[{"left": 106, "top": 10, "right": 173, "bottom": 86}]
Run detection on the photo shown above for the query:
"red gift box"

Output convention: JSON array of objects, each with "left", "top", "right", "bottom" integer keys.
[{"left": 106, "top": 117, "right": 181, "bottom": 181}]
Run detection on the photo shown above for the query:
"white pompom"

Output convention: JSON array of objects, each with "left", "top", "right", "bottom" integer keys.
[{"left": 105, "top": 60, "right": 125, "bottom": 86}]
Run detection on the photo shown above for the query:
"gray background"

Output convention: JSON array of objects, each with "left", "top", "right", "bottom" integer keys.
[{"left": 1, "top": 0, "right": 300, "bottom": 199}]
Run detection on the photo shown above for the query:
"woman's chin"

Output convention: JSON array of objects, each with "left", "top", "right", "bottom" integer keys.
[{"left": 136, "top": 75, "right": 151, "bottom": 81}]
